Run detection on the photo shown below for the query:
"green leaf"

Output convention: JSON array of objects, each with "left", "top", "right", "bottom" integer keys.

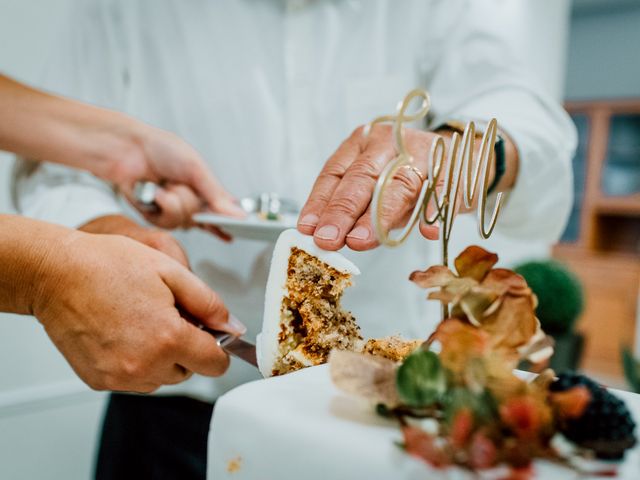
[
  {"left": 622, "top": 348, "right": 640, "bottom": 394},
  {"left": 442, "top": 387, "right": 497, "bottom": 425},
  {"left": 396, "top": 350, "right": 446, "bottom": 407}
]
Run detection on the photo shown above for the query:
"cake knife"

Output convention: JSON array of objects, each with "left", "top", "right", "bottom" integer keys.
[{"left": 203, "top": 327, "right": 258, "bottom": 368}]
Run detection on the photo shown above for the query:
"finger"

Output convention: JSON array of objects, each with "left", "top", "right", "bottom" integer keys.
[
  {"left": 143, "top": 186, "right": 188, "bottom": 229},
  {"left": 189, "top": 165, "right": 246, "bottom": 218},
  {"left": 161, "top": 263, "right": 246, "bottom": 335},
  {"left": 195, "top": 223, "right": 233, "bottom": 242},
  {"left": 344, "top": 164, "right": 424, "bottom": 251},
  {"left": 157, "top": 364, "right": 193, "bottom": 386},
  {"left": 114, "top": 383, "right": 161, "bottom": 394},
  {"left": 419, "top": 222, "right": 440, "bottom": 240},
  {"left": 313, "top": 143, "right": 396, "bottom": 250},
  {"left": 297, "top": 130, "right": 363, "bottom": 235},
  {"left": 142, "top": 231, "right": 190, "bottom": 268},
  {"left": 175, "top": 322, "right": 230, "bottom": 377},
  {"left": 345, "top": 205, "right": 379, "bottom": 251},
  {"left": 163, "top": 183, "right": 203, "bottom": 228},
  {"left": 419, "top": 188, "right": 440, "bottom": 240}
]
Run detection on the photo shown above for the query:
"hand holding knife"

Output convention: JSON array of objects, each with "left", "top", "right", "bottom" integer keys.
[{"left": 204, "top": 326, "right": 258, "bottom": 368}]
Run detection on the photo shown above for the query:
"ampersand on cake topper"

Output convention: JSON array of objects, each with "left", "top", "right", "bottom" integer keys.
[{"left": 369, "top": 88, "right": 506, "bottom": 319}]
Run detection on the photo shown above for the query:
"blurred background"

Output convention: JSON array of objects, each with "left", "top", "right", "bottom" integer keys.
[{"left": 0, "top": 0, "right": 638, "bottom": 478}]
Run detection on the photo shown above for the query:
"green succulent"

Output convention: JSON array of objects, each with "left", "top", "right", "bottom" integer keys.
[{"left": 514, "top": 260, "right": 584, "bottom": 334}]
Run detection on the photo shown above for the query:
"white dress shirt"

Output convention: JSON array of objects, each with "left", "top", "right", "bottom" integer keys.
[{"left": 12, "top": 0, "right": 577, "bottom": 401}]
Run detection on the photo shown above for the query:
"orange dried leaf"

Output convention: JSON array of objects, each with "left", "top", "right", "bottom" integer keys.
[
  {"left": 482, "top": 269, "right": 531, "bottom": 297},
  {"left": 429, "top": 319, "right": 489, "bottom": 373},
  {"left": 329, "top": 350, "right": 400, "bottom": 405},
  {"left": 481, "top": 296, "right": 539, "bottom": 351},
  {"left": 549, "top": 385, "right": 591, "bottom": 420},
  {"left": 409, "top": 265, "right": 456, "bottom": 288},
  {"left": 402, "top": 426, "right": 451, "bottom": 468},
  {"left": 454, "top": 246, "right": 498, "bottom": 282},
  {"left": 458, "top": 289, "right": 499, "bottom": 326},
  {"left": 427, "top": 290, "right": 456, "bottom": 303},
  {"left": 450, "top": 408, "right": 474, "bottom": 448},
  {"left": 469, "top": 432, "right": 498, "bottom": 469},
  {"left": 499, "top": 396, "right": 550, "bottom": 440}
]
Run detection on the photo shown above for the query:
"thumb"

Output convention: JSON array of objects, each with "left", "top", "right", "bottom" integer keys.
[{"left": 161, "top": 262, "right": 247, "bottom": 335}]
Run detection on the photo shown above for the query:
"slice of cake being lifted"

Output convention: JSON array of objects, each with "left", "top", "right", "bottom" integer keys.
[{"left": 258, "top": 229, "right": 363, "bottom": 377}]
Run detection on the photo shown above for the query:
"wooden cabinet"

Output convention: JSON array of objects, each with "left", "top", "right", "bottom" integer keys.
[
  {"left": 553, "top": 245, "right": 639, "bottom": 383},
  {"left": 554, "top": 100, "right": 640, "bottom": 385}
]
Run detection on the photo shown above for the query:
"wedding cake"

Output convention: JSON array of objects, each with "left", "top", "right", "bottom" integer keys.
[{"left": 208, "top": 230, "right": 639, "bottom": 479}]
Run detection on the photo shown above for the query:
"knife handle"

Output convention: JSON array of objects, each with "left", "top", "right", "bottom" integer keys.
[{"left": 201, "top": 326, "right": 237, "bottom": 348}]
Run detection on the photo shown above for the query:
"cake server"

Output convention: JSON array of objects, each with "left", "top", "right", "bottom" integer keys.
[{"left": 203, "top": 327, "right": 258, "bottom": 368}]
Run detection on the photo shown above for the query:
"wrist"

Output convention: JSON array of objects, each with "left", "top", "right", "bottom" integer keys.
[
  {"left": 78, "top": 110, "right": 148, "bottom": 184},
  {"left": 433, "top": 121, "right": 518, "bottom": 192},
  {"left": 0, "top": 215, "right": 74, "bottom": 316}
]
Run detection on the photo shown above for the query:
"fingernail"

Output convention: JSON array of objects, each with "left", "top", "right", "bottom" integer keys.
[
  {"left": 347, "top": 226, "right": 370, "bottom": 241},
  {"left": 315, "top": 224, "right": 339, "bottom": 241},
  {"left": 227, "top": 314, "right": 247, "bottom": 335},
  {"left": 298, "top": 214, "right": 319, "bottom": 228}
]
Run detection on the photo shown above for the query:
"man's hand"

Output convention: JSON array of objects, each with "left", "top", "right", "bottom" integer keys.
[
  {"left": 298, "top": 124, "right": 517, "bottom": 251},
  {"left": 31, "top": 229, "right": 245, "bottom": 393},
  {"left": 298, "top": 125, "right": 440, "bottom": 251}
]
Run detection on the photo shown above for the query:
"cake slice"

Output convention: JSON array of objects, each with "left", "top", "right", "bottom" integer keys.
[{"left": 257, "top": 229, "right": 363, "bottom": 377}]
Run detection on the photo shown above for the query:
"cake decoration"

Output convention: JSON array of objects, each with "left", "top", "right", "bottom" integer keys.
[
  {"left": 330, "top": 245, "right": 637, "bottom": 475},
  {"left": 326, "top": 88, "right": 637, "bottom": 476}
]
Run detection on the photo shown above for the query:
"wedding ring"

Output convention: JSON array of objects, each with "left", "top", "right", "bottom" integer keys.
[{"left": 402, "top": 164, "right": 426, "bottom": 183}]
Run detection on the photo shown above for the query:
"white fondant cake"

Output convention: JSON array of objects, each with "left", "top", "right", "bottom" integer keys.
[
  {"left": 257, "top": 229, "right": 361, "bottom": 378},
  {"left": 208, "top": 365, "right": 640, "bottom": 479}
]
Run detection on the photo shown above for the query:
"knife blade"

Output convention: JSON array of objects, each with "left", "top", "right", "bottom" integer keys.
[{"left": 203, "top": 326, "right": 258, "bottom": 368}]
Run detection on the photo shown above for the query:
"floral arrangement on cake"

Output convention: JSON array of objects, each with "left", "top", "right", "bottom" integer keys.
[{"left": 330, "top": 246, "right": 637, "bottom": 477}]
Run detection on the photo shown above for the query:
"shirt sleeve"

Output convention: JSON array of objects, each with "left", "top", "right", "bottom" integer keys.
[
  {"left": 11, "top": 0, "right": 129, "bottom": 228},
  {"left": 426, "top": 0, "right": 577, "bottom": 242}
]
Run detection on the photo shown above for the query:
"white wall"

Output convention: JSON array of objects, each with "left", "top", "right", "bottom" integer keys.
[
  {"left": 0, "top": 1, "right": 106, "bottom": 479},
  {"left": 501, "top": 0, "right": 572, "bottom": 101}
]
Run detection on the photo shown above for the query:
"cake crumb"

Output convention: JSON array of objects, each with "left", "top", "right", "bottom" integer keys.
[
  {"left": 362, "top": 336, "right": 422, "bottom": 362},
  {"left": 227, "top": 456, "right": 242, "bottom": 473}
]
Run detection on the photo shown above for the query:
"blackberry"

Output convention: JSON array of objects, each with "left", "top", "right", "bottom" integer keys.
[{"left": 550, "top": 372, "right": 637, "bottom": 459}]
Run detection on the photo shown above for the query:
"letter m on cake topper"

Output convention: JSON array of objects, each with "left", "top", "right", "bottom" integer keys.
[{"left": 368, "top": 89, "right": 506, "bottom": 319}]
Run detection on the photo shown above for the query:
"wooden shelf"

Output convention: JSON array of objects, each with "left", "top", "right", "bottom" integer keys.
[
  {"left": 553, "top": 244, "right": 640, "bottom": 380},
  {"left": 594, "top": 194, "right": 640, "bottom": 216},
  {"left": 559, "top": 99, "right": 640, "bottom": 381}
]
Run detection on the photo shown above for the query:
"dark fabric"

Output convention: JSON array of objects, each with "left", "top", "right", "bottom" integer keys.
[{"left": 94, "top": 393, "right": 214, "bottom": 480}]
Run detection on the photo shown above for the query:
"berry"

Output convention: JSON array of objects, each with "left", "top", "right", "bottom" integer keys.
[{"left": 550, "top": 372, "right": 637, "bottom": 459}]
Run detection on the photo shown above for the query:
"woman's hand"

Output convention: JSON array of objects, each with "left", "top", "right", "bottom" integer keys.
[
  {"left": 0, "top": 215, "right": 245, "bottom": 393},
  {"left": 0, "top": 74, "right": 244, "bottom": 236},
  {"left": 101, "top": 124, "right": 246, "bottom": 232},
  {"left": 33, "top": 229, "right": 245, "bottom": 393},
  {"left": 297, "top": 125, "right": 440, "bottom": 251}
]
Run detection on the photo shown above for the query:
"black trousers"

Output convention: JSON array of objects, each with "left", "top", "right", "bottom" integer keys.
[{"left": 95, "top": 393, "right": 214, "bottom": 480}]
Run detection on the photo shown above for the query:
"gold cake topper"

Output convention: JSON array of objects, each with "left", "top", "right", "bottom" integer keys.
[{"left": 369, "top": 89, "right": 506, "bottom": 319}]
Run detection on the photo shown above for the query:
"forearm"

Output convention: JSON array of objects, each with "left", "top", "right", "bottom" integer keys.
[
  {"left": 0, "top": 214, "right": 71, "bottom": 315},
  {"left": 0, "top": 74, "right": 145, "bottom": 179}
]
